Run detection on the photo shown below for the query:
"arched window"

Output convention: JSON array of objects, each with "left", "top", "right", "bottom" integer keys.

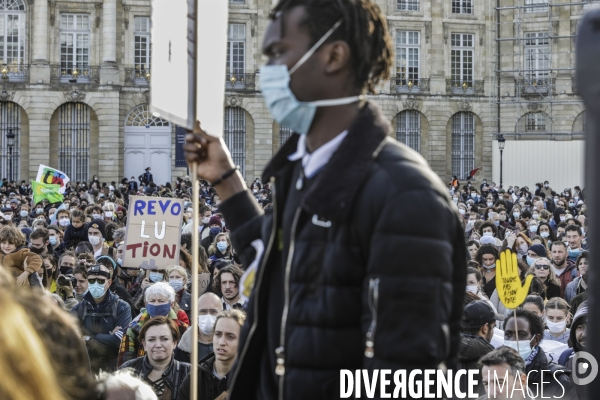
[
  {"left": 451, "top": 112, "right": 475, "bottom": 179},
  {"left": 0, "top": 101, "right": 20, "bottom": 180},
  {"left": 525, "top": 112, "right": 546, "bottom": 132},
  {"left": 396, "top": 110, "right": 420, "bottom": 153},
  {"left": 224, "top": 107, "right": 246, "bottom": 177},
  {"left": 0, "top": 0, "right": 26, "bottom": 66},
  {"left": 126, "top": 104, "right": 169, "bottom": 127},
  {"left": 279, "top": 125, "right": 293, "bottom": 148},
  {"left": 58, "top": 102, "right": 89, "bottom": 182}
]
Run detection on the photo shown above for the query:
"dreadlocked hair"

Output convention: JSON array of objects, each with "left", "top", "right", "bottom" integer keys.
[{"left": 272, "top": 0, "right": 393, "bottom": 93}]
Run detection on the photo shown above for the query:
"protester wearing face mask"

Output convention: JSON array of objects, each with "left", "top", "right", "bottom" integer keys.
[
  {"left": 182, "top": 206, "right": 212, "bottom": 241},
  {"left": 175, "top": 292, "right": 224, "bottom": 364},
  {"left": 117, "top": 282, "right": 189, "bottom": 367},
  {"left": 542, "top": 298, "right": 571, "bottom": 344},
  {"left": 71, "top": 264, "right": 132, "bottom": 373},
  {"left": 88, "top": 219, "right": 110, "bottom": 259},
  {"left": 565, "top": 224, "right": 586, "bottom": 262},
  {"left": 167, "top": 265, "right": 192, "bottom": 320},
  {"left": 103, "top": 203, "right": 116, "bottom": 224},
  {"left": 15, "top": 203, "right": 31, "bottom": 226},
  {"left": 527, "top": 257, "right": 560, "bottom": 301},
  {"left": 208, "top": 233, "right": 233, "bottom": 265},
  {"left": 200, "top": 216, "right": 223, "bottom": 254},
  {"left": 476, "top": 245, "right": 499, "bottom": 299},
  {"left": 504, "top": 309, "right": 576, "bottom": 399}
]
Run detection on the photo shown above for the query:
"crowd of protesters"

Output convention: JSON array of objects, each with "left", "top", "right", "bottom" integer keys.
[
  {"left": 0, "top": 171, "right": 590, "bottom": 400},
  {"left": 454, "top": 178, "right": 589, "bottom": 399}
]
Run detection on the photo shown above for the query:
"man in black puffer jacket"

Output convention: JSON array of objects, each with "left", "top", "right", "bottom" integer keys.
[{"left": 184, "top": 1, "right": 466, "bottom": 399}]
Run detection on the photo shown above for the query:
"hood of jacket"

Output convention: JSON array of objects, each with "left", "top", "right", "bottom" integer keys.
[
  {"left": 458, "top": 334, "right": 495, "bottom": 362},
  {"left": 262, "top": 101, "right": 389, "bottom": 222},
  {"left": 569, "top": 300, "right": 588, "bottom": 353}
]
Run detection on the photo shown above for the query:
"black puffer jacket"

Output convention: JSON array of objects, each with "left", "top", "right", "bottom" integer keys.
[
  {"left": 458, "top": 334, "right": 495, "bottom": 398},
  {"left": 120, "top": 356, "right": 191, "bottom": 400},
  {"left": 220, "top": 102, "right": 467, "bottom": 400},
  {"left": 526, "top": 347, "right": 577, "bottom": 400}
]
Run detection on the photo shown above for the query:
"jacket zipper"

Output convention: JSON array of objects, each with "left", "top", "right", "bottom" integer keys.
[
  {"left": 228, "top": 177, "right": 278, "bottom": 398},
  {"left": 276, "top": 207, "right": 302, "bottom": 400},
  {"left": 365, "top": 278, "right": 380, "bottom": 358}
]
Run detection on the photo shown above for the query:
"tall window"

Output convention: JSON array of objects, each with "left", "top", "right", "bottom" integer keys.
[
  {"left": 134, "top": 17, "right": 151, "bottom": 72},
  {"left": 397, "top": 0, "right": 419, "bottom": 11},
  {"left": 451, "top": 34, "right": 474, "bottom": 85},
  {"left": 60, "top": 14, "right": 90, "bottom": 75},
  {"left": 0, "top": 0, "right": 25, "bottom": 66},
  {"left": 224, "top": 107, "right": 246, "bottom": 177},
  {"left": 279, "top": 126, "right": 293, "bottom": 148},
  {"left": 395, "top": 31, "right": 420, "bottom": 86},
  {"left": 396, "top": 111, "right": 420, "bottom": 153},
  {"left": 452, "top": 0, "right": 473, "bottom": 14},
  {"left": 525, "top": 0, "right": 548, "bottom": 13},
  {"left": 525, "top": 32, "right": 549, "bottom": 83},
  {"left": 525, "top": 112, "right": 546, "bottom": 132},
  {"left": 227, "top": 24, "right": 245, "bottom": 75},
  {"left": 451, "top": 112, "right": 475, "bottom": 179},
  {"left": 0, "top": 101, "right": 20, "bottom": 181},
  {"left": 58, "top": 102, "right": 89, "bottom": 182}
]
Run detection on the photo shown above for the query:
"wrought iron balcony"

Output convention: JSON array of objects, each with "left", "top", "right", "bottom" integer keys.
[
  {"left": 125, "top": 66, "right": 150, "bottom": 86},
  {"left": 225, "top": 73, "right": 255, "bottom": 91},
  {"left": 446, "top": 79, "right": 484, "bottom": 95},
  {"left": 390, "top": 77, "right": 430, "bottom": 94},
  {"left": 0, "top": 64, "right": 29, "bottom": 83},
  {"left": 51, "top": 65, "right": 100, "bottom": 84},
  {"left": 516, "top": 78, "right": 554, "bottom": 96}
]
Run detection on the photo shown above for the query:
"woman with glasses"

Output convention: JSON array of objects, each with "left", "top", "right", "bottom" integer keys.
[{"left": 528, "top": 257, "right": 561, "bottom": 300}]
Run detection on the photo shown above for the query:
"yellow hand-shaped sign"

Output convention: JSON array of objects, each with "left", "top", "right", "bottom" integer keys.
[{"left": 495, "top": 249, "right": 533, "bottom": 309}]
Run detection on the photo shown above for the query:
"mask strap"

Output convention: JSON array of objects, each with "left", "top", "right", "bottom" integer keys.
[
  {"left": 289, "top": 19, "right": 343, "bottom": 75},
  {"left": 309, "top": 95, "right": 365, "bottom": 107}
]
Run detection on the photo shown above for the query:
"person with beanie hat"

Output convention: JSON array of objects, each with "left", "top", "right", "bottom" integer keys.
[
  {"left": 526, "top": 244, "right": 548, "bottom": 266},
  {"left": 88, "top": 219, "right": 109, "bottom": 259},
  {"left": 201, "top": 216, "right": 223, "bottom": 254}
]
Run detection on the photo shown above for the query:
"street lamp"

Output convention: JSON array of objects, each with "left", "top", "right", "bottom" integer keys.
[
  {"left": 6, "top": 129, "right": 15, "bottom": 181},
  {"left": 497, "top": 134, "right": 506, "bottom": 189}
]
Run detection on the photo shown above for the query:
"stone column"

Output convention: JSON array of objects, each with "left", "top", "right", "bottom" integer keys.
[
  {"left": 32, "top": 0, "right": 48, "bottom": 63},
  {"left": 102, "top": 0, "right": 117, "bottom": 65}
]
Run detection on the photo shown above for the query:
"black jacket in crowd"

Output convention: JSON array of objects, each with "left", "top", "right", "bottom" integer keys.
[
  {"left": 177, "top": 354, "right": 228, "bottom": 400},
  {"left": 527, "top": 347, "right": 577, "bottom": 400},
  {"left": 71, "top": 290, "right": 132, "bottom": 373},
  {"left": 458, "top": 334, "right": 495, "bottom": 398},
  {"left": 120, "top": 355, "right": 191, "bottom": 400},
  {"left": 219, "top": 102, "right": 467, "bottom": 400}
]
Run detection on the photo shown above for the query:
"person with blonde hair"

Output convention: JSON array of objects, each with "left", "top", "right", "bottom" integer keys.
[
  {"left": 0, "top": 290, "right": 66, "bottom": 400},
  {"left": 527, "top": 257, "right": 561, "bottom": 300},
  {"left": 543, "top": 297, "right": 571, "bottom": 344},
  {"left": 167, "top": 265, "right": 192, "bottom": 319},
  {"left": 207, "top": 232, "right": 233, "bottom": 263}
]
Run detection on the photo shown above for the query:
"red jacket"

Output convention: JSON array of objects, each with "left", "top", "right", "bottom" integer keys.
[{"left": 557, "top": 260, "right": 577, "bottom": 298}]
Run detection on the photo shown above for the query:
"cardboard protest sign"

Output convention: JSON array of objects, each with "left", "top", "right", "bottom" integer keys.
[
  {"left": 123, "top": 196, "right": 184, "bottom": 270},
  {"left": 36, "top": 164, "right": 70, "bottom": 194},
  {"left": 496, "top": 249, "right": 533, "bottom": 309},
  {"left": 198, "top": 272, "right": 210, "bottom": 297}
]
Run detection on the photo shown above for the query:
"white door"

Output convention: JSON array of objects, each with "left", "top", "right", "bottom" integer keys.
[{"left": 124, "top": 105, "right": 172, "bottom": 185}]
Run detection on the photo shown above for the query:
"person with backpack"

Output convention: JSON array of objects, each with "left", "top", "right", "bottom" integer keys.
[{"left": 71, "top": 264, "right": 132, "bottom": 373}]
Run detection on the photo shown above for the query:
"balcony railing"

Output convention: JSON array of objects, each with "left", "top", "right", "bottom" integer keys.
[
  {"left": 446, "top": 79, "right": 485, "bottom": 95},
  {"left": 0, "top": 64, "right": 29, "bottom": 83},
  {"left": 51, "top": 65, "right": 100, "bottom": 84},
  {"left": 225, "top": 73, "right": 255, "bottom": 91},
  {"left": 516, "top": 78, "right": 554, "bottom": 96},
  {"left": 125, "top": 67, "right": 150, "bottom": 86},
  {"left": 390, "top": 77, "right": 430, "bottom": 94}
]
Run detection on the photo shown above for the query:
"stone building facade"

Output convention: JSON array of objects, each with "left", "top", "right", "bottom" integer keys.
[{"left": 0, "top": 0, "right": 585, "bottom": 187}]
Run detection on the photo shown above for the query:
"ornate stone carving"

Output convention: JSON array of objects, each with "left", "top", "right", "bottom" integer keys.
[
  {"left": 225, "top": 95, "right": 241, "bottom": 108},
  {"left": 527, "top": 103, "right": 541, "bottom": 112},
  {"left": 0, "top": 91, "right": 15, "bottom": 101},
  {"left": 142, "top": 90, "right": 150, "bottom": 104},
  {"left": 124, "top": 5, "right": 130, "bottom": 30},
  {"left": 49, "top": 0, "right": 57, "bottom": 26},
  {"left": 64, "top": 90, "right": 86, "bottom": 102},
  {"left": 443, "top": 23, "right": 448, "bottom": 44},
  {"left": 425, "top": 22, "right": 431, "bottom": 43},
  {"left": 458, "top": 99, "right": 472, "bottom": 112},
  {"left": 402, "top": 96, "right": 421, "bottom": 111},
  {"left": 95, "top": 3, "right": 102, "bottom": 29},
  {"left": 250, "top": 14, "right": 257, "bottom": 37}
]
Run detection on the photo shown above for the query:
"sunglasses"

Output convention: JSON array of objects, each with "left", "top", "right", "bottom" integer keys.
[
  {"left": 535, "top": 265, "right": 550, "bottom": 270},
  {"left": 88, "top": 278, "right": 107, "bottom": 284}
]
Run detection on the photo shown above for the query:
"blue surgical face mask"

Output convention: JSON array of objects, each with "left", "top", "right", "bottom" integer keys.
[
  {"left": 149, "top": 272, "right": 163, "bottom": 283},
  {"left": 540, "top": 231, "right": 550, "bottom": 238},
  {"left": 210, "top": 227, "right": 221, "bottom": 236},
  {"left": 88, "top": 282, "right": 106, "bottom": 299},
  {"left": 147, "top": 302, "right": 171, "bottom": 318},
  {"left": 260, "top": 19, "right": 362, "bottom": 135},
  {"left": 217, "top": 241, "right": 228, "bottom": 253},
  {"left": 526, "top": 256, "right": 536, "bottom": 266},
  {"left": 49, "top": 236, "right": 58, "bottom": 246},
  {"left": 568, "top": 248, "right": 583, "bottom": 258},
  {"left": 504, "top": 337, "right": 535, "bottom": 361}
]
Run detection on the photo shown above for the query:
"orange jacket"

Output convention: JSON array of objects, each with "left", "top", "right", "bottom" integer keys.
[{"left": 0, "top": 247, "right": 43, "bottom": 278}]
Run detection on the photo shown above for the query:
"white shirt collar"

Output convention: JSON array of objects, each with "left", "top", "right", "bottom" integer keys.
[{"left": 287, "top": 131, "right": 348, "bottom": 179}]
